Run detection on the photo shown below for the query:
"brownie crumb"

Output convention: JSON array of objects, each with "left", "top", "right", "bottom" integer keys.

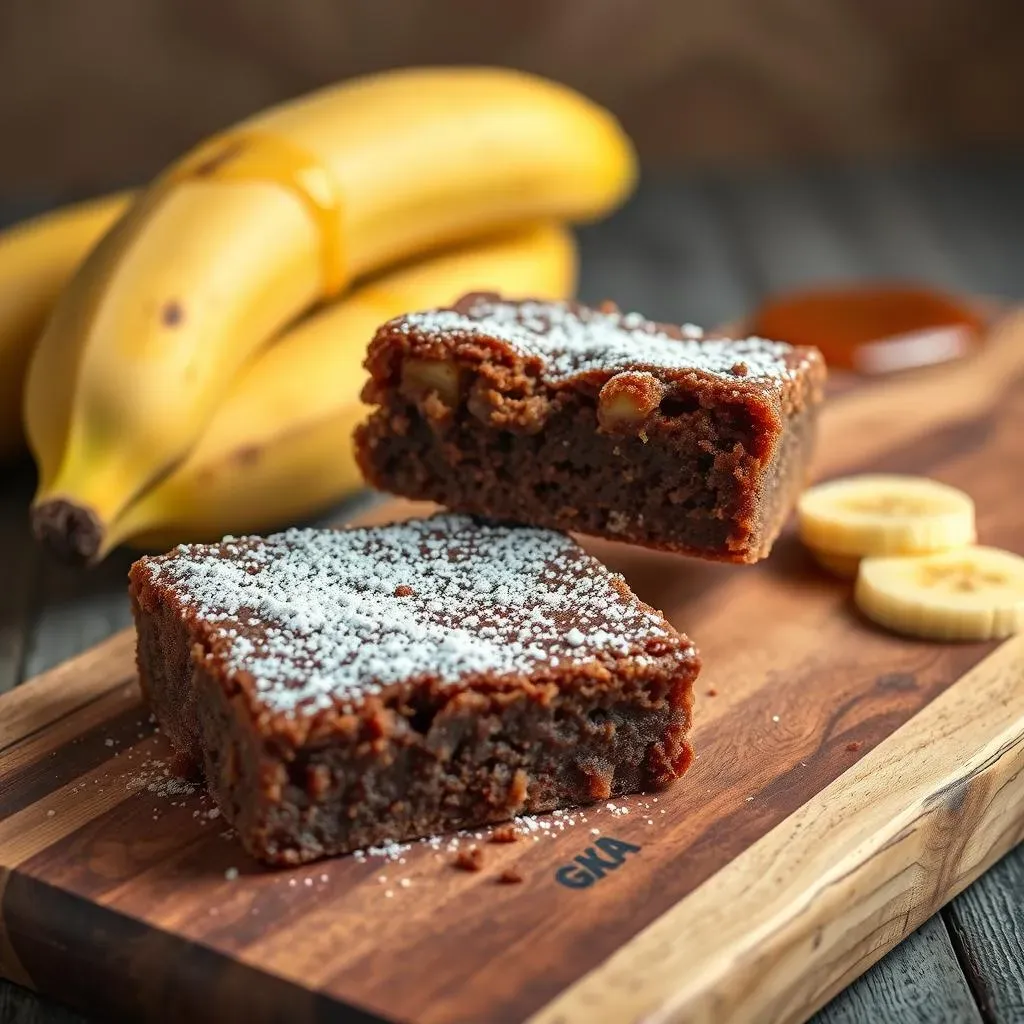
[
  {"left": 706, "top": 686, "right": 718, "bottom": 697},
  {"left": 509, "top": 769, "right": 529, "bottom": 807},
  {"left": 846, "top": 740, "right": 864, "bottom": 753},
  {"left": 489, "top": 825, "right": 519, "bottom": 844},
  {"left": 454, "top": 846, "right": 485, "bottom": 872},
  {"left": 498, "top": 868, "right": 524, "bottom": 885},
  {"left": 393, "top": 584, "right": 414, "bottom": 597},
  {"left": 583, "top": 763, "right": 613, "bottom": 800}
]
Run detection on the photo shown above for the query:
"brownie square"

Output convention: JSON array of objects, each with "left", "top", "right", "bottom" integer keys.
[
  {"left": 129, "top": 514, "right": 698, "bottom": 865},
  {"left": 356, "top": 294, "right": 826, "bottom": 562}
]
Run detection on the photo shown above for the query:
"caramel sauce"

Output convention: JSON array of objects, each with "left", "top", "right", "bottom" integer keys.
[
  {"left": 751, "top": 285, "right": 984, "bottom": 374},
  {"left": 169, "top": 132, "right": 347, "bottom": 296}
]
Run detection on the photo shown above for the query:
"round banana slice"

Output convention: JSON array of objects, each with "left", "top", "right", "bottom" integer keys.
[
  {"left": 855, "top": 546, "right": 1024, "bottom": 641},
  {"left": 810, "top": 548, "right": 861, "bottom": 580},
  {"left": 798, "top": 474, "right": 975, "bottom": 558}
]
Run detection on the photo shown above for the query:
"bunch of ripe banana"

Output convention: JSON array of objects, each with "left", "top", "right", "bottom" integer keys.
[{"left": 2, "top": 68, "right": 636, "bottom": 564}]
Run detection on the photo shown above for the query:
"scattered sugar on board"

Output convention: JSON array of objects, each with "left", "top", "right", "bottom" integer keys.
[
  {"left": 126, "top": 758, "right": 225, "bottom": 826},
  {"left": 392, "top": 297, "right": 812, "bottom": 383},
  {"left": 124, "top": 756, "right": 672, "bottom": 896},
  {"left": 127, "top": 758, "right": 200, "bottom": 800},
  {"left": 340, "top": 795, "right": 666, "bottom": 879},
  {"left": 257, "top": 797, "right": 674, "bottom": 898},
  {"left": 140, "top": 514, "right": 690, "bottom": 718}
]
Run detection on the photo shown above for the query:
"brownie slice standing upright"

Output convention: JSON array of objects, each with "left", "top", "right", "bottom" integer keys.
[{"left": 356, "top": 293, "right": 826, "bottom": 562}]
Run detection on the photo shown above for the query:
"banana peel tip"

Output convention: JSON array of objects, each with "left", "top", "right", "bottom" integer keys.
[{"left": 31, "top": 498, "right": 105, "bottom": 567}]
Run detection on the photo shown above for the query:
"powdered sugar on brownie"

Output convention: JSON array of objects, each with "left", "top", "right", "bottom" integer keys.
[
  {"left": 391, "top": 296, "right": 808, "bottom": 383},
  {"left": 137, "top": 515, "right": 686, "bottom": 716}
]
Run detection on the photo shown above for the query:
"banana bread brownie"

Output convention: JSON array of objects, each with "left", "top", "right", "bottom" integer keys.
[
  {"left": 129, "top": 514, "right": 698, "bottom": 865},
  {"left": 356, "top": 294, "right": 826, "bottom": 562}
]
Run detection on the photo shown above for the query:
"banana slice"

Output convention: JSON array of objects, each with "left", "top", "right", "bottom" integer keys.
[
  {"left": 798, "top": 474, "right": 975, "bottom": 558},
  {"left": 810, "top": 548, "right": 861, "bottom": 580},
  {"left": 855, "top": 546, "right": 1024, "bottom": 641}
]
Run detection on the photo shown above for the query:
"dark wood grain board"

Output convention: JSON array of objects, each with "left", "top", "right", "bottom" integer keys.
[{"left": 0, "top": 310, "right": 1022, "bottom": 1024}]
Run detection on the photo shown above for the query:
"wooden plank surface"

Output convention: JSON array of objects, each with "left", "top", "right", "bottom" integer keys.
[
  {"left": 576, "top": 180, "right": 754, "bottom": 326},
  {"left": 946, "top": 855, "right": 1024, "bottom": 1022},
  {"left": 0, "top": 302, "right": 1020, "bottom": 1024},
  {"left": 815, "top": 917, "right": 983, "bottom": 1024},
  {"left": 0, "top": 462, "right": 37, "bottom": 697},
  {"left": 21, "top": 549, "right": 136, "bottom": 680}
]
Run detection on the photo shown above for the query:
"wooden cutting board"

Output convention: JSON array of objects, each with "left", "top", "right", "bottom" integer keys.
[{"left": 1, "top": 311, "right": 1023, "bottom": 1024}]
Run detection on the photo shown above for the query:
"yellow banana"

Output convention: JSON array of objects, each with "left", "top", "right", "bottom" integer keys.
[
  {"left": 101, "top": 222, "right": 576, "bottom": 556},
  {"left": 0, "top": 192, "right": 131, "bottom": 459},
  {"left": 25, "top": 67, "right": 634, "bottom": 563}
]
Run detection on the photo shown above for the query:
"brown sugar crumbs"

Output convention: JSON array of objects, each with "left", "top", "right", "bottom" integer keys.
[
  {"left": 489, "top": 825, "right": 519, "bottom": 844},
  {"left": 498, "top": 868, "right": 524, "bottom": 885},
  {"left": 453, "top": 846, "right": 485, "bottom": 872},
  {"left": 393, "top": 584, "right": 415, "bottom": 597}
]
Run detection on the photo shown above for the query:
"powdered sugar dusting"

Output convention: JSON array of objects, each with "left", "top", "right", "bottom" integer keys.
[
  {"left": 392, "top": 297, "right": 807, "bottom": 383},
  {"left": 138, "top": 514, "right": 684, "bottom": 718},
  {"left": 127, "top": 758, "right": 200, "bottom": 799}
]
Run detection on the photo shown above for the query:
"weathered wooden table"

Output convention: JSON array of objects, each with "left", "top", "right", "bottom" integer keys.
[{"left": 1, "top": 159, "right": 1022, "bottom": 1023}]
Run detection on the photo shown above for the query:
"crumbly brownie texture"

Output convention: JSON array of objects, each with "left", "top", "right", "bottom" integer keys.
[
  {"left": 129, "top": 514, "right": 698, "bottom": 865},
  {"left": 356, "top": 294, "right": 826, "bottom": 562}
]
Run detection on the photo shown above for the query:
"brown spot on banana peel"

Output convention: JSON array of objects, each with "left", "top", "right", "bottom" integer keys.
[
  {"left": 161, "top": 301, "right": 185, "bottom": 327},
  {"left": 230, "top": 445, "right": 263, "bottom": 467},
  {"left": 196, "top": 443, "right": 263, "bottom": 482}
]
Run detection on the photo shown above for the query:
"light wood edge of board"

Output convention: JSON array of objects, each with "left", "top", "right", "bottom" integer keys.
[{"left": 530, "top": 634, "right": 1024, "bottom": 1024}]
